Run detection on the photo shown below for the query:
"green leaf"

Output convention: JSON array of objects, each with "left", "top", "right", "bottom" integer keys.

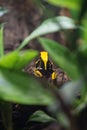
[
  {"left": 0, "top": 25, "right": 4, "bottom": 58},
  {"left": 29, "top": 110, "right": 56, "bottom": 123},
  {"left": 18, "top": 16, "right": 75, "bottom": 50},
  {"left": 78, "top": 43, "right": 87, "bottom": 55},
  {"left": 0, "top": 69, "right": 55, "bottom": 105},
  {"left": 59, "top": 80, "right": 83, "bottom": 105},
  {"left": 82, "top": 19, "right": 87, "bottom": 43},
  {"left": 70, "top": 9, "right": 79, "bottom": 20},
  {"left": 47, "top": 0, "right": 82, "bottom": 10},
  {"left": 77, "top": 19, "right": 87, "bottom": 69},
  {"left": 0, "top": 50, "right": 38, "bottom": 70},
  {"left": 57, "top": 112, "right": 69, "bottom": 127},
  {"left": 39, "top": 38, "right": 80, "bottom": 79},
  {"left": 74, "top": 83, "right": 87, "bottom": 114}
]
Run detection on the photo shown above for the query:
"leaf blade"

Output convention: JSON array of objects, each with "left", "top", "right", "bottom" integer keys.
[
  {"left": 0, "top": 50, "right": 38, "bottom": 70},
  {"left": 18, "top": 16, "right": 75, "bottom": 50},
  {"left": 39, "top": 37, "right": 80, "bottom": 79},
  {"left": 0, "top": 25, "right": 4, "bottom": 58},
  {"left": 0, "top": 69, "right": 55, "bottom": 105},
  {"left": 29, "top": 110, "right": 56, "bottom": 123},
  {"left": 47, "top": 0, "right": 81, "bottom": 10}
]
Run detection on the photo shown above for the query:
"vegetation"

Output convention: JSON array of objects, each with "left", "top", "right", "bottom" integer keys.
[{"left": 0, "top": 0, "right": 87, "bottom": 130}]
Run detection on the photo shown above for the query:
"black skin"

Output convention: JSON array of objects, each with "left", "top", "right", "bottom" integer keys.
[{"left": 35, "top": 58, "right": 54, "bottom": 79}]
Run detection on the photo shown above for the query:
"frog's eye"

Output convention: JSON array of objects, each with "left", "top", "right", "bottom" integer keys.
[{"left": 52, "top": 72, "right": 57, "bottom": 80}]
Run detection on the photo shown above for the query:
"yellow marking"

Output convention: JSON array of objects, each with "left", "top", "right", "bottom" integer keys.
[
  {"left": 52, "top": 72, "right": 57, "bottom": 80},
  {"left": 35, "top": 59, "right": 40, "bottom": 64},
  {"left": 34, "top": 70, "right": 43, "bottom": 77},
  {"left": 40, "top": 51, "right": 48, "bottom": 70}
]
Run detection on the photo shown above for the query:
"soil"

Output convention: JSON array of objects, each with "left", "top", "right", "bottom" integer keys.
[{"left": 0, "top": 1, "right": 70, "bottom": 130}]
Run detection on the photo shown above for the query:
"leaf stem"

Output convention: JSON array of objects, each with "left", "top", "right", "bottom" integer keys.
[
  {"left": 0, "top": 25, "right": 4, "bottom": 58},
  {"left": 1, "top": 102, "right": 13, "bottom": 130}
]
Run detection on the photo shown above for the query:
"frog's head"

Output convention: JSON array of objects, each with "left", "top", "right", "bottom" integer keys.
[{"left": 40, "top": 51, "right": 48, "bottom": 70}]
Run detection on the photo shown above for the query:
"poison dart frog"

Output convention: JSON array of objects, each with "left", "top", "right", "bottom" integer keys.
[{"left": 33, "top": 51, "right": 57, "bottom": 80}]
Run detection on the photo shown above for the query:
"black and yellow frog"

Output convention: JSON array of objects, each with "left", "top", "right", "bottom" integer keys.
[{"left": 33, "top": 51, "right": 57, "bottom": 80}]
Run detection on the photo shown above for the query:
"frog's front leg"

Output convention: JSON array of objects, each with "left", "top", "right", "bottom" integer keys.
[
  {"left": 33, "top": 68, "right": 43, "bottom": 77},
  {"left": 51, "top": 72, "right": 57, "bottom": 80}
]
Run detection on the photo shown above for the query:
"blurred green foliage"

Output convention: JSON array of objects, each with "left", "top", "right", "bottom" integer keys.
[
  {"left": 0, "top": 25, "right": 4, "bottom": 57},
  {"left": 18, "top": 16, "right": 75, "bottom": 50},
  {"left": 0, "top": 0, "right": 87, "bottom": 130},
  {"left": 47, "top": 0, "right": 82, "bottom": 10}
]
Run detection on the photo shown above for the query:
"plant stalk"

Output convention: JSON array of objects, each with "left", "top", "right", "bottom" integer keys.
[{"left": 1, "top": 102, "right": 13, "bottom": 130}]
